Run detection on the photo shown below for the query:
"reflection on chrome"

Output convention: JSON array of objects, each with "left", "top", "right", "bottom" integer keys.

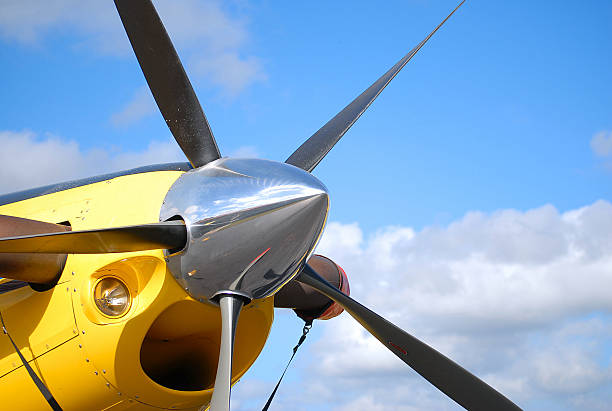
[{"left": 160, "top": 158, "right": 329, "bottom": 302}]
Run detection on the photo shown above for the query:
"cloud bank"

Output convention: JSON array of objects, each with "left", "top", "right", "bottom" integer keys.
[
  {"left": 0, "top": 130, "right": 185, "bottom": 194},
  {"left": 237, "top": 201, "right": 612, "bottom": 410},
  {"left": 0, "top": 130, "right": 259, "bottom": 195}
]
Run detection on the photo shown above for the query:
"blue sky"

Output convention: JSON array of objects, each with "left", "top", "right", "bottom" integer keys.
[{"left": 1, "top": 1, "right": 612, "bottom": 410}]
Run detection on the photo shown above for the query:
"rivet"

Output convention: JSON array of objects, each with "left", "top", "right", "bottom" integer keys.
[
  {"left": 118, "top": 392, "right": 121, "bottom": 396},
  {"left": 78, "top": 344, "right": 82, "bottom": 348},
  {"left": 106, "top": 383, "right": 110, "bottom": 388},
  {"left": 94, "top": 371, "right": 98, "bottom": 375},
  {"left": 82, "top": 330, "right": 85, "bottom": 334},
  {"left": 73, "top": 288, "right": 77, "bottom": 292},
  {"left": 72, "top": 271, "right": 75, "bottom": 276},
  {"left": 66, "top": 287, "right": 69, "bottom": 292},
  {"left": 135, "top": 395, "right": 139, "bottom": 399},
  {"left": 85, "top": 358, "right": 89, "bottom": 362},
  {"left": 102, "top": 369, "right": 106, "bottom": 374}
]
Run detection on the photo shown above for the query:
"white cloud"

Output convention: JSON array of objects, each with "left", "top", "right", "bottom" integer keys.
[
  {"left": 0, "top": 130, "right": 184, "bottom": 194},
  {"left": 232, "top": 379, "right": 271, "bottom": 411},
  {"left": 276, "top": 201, "right": 612, "bottom": 410},
  {"left": 0, "top": 1, "right": 123, "bottom": 51},
  {"left": 152, "top": 0, "right": 267, "bottom": 96},
  {"left": 192, "top": 52, "right": 266, "bottom": 96},
  {"left": 111, "top": 86, "right": 157, "bottom": 127},
  {"left": 0, "top": 0, "right": 266, "bottom": 124},
  {"left": 334, "top": 395, "right": 417, "bottom": 411},
  {"left": 227, "top": 145, "right": 260, "bottom": 158},
  {"left": 0, "top": 130, "right": 264, "bottom": 195},
  {"left": 591, "top": 131, "right": 612, "bottom": 157}
]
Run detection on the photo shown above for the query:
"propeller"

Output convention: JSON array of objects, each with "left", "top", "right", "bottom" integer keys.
[
  {"left": 297, "top": 264, "right": 522, "bottom": 411},
  {"left": 286, "top": 0, "right": 465, "bottom": 173},
  {"left": 0, "top": 221, "right": 186, "bottom": 254},
  {"left": 0, "top": 0, "right": 523, "bottom": 409},
  {"left": 114, "top": 0, "right": 221, "bottom": 168}
]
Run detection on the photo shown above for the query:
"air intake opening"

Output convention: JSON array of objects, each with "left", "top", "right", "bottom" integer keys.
[{"left": 140, "top": 300, "right": 221, "bottom": 391}]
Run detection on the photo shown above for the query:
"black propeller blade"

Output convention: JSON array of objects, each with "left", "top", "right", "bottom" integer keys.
[
  {"left": 297, "top": 264, "right": 522, "bottom": 411},
  {"left": 0, "top": 221, "right": 186, "bottom": 254},
  {"left": 286, "top": 0, "right": 465, "bottom": 172},
  {"left": 114, "top": 0, "right": 221, "bottom": 168}
]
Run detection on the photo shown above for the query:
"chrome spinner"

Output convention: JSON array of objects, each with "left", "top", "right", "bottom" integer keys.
[{"left": 159, "top": 158, "right": 329, "bottom": 302}]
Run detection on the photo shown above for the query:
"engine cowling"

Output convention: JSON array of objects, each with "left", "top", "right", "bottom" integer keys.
[{"left": 274, "top": 254, "right": 350, "bottom": 321}]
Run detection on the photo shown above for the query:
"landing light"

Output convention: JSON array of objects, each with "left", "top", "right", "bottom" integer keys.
[{"left": 93, "top": 277, "right": 131, "bottom": 317}]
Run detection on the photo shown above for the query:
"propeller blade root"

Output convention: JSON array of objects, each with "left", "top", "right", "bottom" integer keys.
[
  {"left": 0, "top": 221, "right": 187, "bottom": 254},
  {"left": 210, "top": 294, "right": 245, "bottom": 411}
]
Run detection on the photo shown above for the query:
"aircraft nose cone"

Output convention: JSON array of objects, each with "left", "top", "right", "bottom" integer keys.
[{"left": 160, "top": 158, "right": 329, "bottom": 301}]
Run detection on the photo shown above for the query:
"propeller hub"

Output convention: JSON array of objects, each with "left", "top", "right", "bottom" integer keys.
[{"left": 160, "top": 158, "right": 329, "bottom": 302}]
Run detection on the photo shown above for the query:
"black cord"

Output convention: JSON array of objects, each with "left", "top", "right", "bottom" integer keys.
[
  {"left": 262, "top": 319, "right": 313, "bottom": 411},
  {"left": 0, "top": 311, "right": 63, "bottom": 411}
]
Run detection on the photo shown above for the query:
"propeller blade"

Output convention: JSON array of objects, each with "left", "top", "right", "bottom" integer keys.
[
  {"left": 297, "top": 264, "right": 522, "bottom": 411},
  {"left": 286, "top": 0, "right": 465, "bottom": 172},
  {"left": 0, "top": 221, "right": 186, "bottom": 254},
  {"left": 210, "top": 294, "right": 245, "bottom": 411},
  {"left": 114, "top": 0, "right": 221, "bottom": 168},
  {"left": 0, "top": 215, "right": 70, "bottom": 284}
]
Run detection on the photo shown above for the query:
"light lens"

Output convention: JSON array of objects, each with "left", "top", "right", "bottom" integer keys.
[{"left": 94, "top": 277, "right": 131, "bottom": 317}]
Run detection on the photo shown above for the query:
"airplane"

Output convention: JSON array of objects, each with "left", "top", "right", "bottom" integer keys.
[{"left": 0, "top": 1, "right": 523, "bottom": 410}]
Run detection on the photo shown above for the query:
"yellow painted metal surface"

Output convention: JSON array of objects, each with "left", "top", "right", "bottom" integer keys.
[
  {"left": 0, "top": 362, "right": 55, "bottom": 409},
  {"left": 0, "top": 170, "right": 276, "bottom": 410},
  {"left": 0, "top": 284, "right": 77, "bottom": 377}
]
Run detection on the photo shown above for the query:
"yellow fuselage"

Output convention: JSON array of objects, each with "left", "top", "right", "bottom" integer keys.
[{"left": 0, "top": 169, "right": 274, "bottom": 410}]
